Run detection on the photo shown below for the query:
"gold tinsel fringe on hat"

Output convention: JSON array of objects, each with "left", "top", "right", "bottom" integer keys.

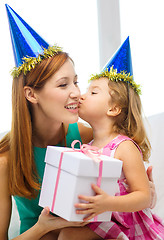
[
  {"left": 89, "top": 66, "right": 141, "bottom": 95},
  {"left": 11, "top": 44, "right": 63, "bottom": 78}
]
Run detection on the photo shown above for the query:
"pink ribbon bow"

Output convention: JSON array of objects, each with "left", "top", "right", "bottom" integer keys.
[
  {"left": 51, "top": 141, "right": 103, "bottom": 222},
  {"left": 71, "top": 140, "right": 102, "bottom": 163}
]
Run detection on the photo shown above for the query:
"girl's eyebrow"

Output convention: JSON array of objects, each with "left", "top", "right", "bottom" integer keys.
[
  {"left": 92, "top": 85, "right": 100, "bottom": 88},
  {"left": 86, "top": 85, "right": 100, "bottom": 92},
  {"left": 90, "top": 85, "right": 101, "bottom": 90}
]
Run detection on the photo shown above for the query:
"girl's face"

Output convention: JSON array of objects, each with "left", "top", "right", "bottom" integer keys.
[
  {"left": 32, "top": 59, "right": 81, "bottom": 124},
  {"left": 79, "top": 78, "right": 112, "bottom": 125}
]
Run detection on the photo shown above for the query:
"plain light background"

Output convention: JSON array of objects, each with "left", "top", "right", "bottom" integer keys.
[
  {"left": 0, "top": 0, "right": 164, "bottom": 133},
  {"left": 120, "top": 0, "right": 164, "bottom": 118}
]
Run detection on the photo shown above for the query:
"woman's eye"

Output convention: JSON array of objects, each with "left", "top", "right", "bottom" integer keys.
[
  {"left": 91, "top": 91, "right": 97, "bottom": 94},
  {"left": 58, "top": 84, "right": 67, "bottom": 87}
]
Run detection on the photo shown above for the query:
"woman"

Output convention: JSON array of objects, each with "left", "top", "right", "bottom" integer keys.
[{"left": 0, "top": 47, "right": 93, "bottom": 239}]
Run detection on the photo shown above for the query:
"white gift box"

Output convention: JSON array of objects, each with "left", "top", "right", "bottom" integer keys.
[{"left": 39, "top": 146, "right": 122, "bottom": 221}]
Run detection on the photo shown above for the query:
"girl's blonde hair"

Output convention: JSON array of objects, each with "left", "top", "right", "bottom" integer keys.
[
  {"left": 107, "top": 80, "right": 151, "bottom": 162},
  {"left": 0, "top": 52, "right": 69, "bottom": 198}
]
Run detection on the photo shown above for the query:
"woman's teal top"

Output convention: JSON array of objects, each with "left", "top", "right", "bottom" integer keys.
[{"left": 13, "top": 123, "right": 82, "bottom": 234}]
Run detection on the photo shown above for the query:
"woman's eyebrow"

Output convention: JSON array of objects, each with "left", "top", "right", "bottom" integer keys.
[
  {"left": 56, "top": 74, "right": 78, "bottom": 82},
  {"left": 56, "top": 77, "right": 68, "bottom": 82}
]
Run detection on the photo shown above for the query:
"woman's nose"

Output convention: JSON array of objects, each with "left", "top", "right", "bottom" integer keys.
[{"left": 70, "top": 85, "right": 81, "bottom": 99}]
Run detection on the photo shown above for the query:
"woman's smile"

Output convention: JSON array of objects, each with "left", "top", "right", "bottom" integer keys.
[{"left": 65, "top": 102, "right": 79, "bottom": 113}]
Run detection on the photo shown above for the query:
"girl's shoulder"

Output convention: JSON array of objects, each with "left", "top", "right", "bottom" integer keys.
[
  {"left": 104, "top": 135, "right": 140, "bottom": 152},
  {"left": 103, "top": 135, "right": 142, "bottom": 160},
  {"left": 114, "top": 136, "right": 142, "bottom": 161},
  {"left": 105, "top": 135, "right": 131, "bottom": 147}
]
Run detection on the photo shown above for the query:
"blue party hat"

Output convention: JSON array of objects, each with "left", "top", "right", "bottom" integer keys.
[
  {"left": 89, "top": 37, "right": 141, "bottom": 94},
  {"left": 103, "top": 36, "right": 133, "bottom": 76},
  {"left": 5, "top": 4, "right": 49, "bottom": 67}
]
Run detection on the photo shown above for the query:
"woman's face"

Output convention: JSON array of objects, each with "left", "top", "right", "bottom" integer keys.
[{"left": 32, "top": 59, "right": 81, "bottom": 124}]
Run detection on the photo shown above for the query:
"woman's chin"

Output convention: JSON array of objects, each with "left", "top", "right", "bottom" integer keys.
[{"left": 65, "top": 115, "right": 79, "bottom": 124}]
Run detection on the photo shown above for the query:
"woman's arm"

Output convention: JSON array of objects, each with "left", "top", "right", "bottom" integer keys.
[
  {"left": 10, "top": 208, "right": 87, "bottom": 240},
  {"left": 146, "top": 166, "right": 157, "bottom": 209},
  {"left": 0, "top": 154, "right": 87, "bottom": 240},
  {"left": 0, "top": 154, "right": 12, "bottom": 240},
  {"left": 0, "top": 153, "right": 56, "bottom": 240}
]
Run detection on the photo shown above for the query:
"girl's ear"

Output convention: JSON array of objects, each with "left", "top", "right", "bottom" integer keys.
[
  {"left": 24, "top": 86, "right": 38, "bottom": 104},
  {"left": 107, "top": 105, "right": 121, "bottom": 117}
]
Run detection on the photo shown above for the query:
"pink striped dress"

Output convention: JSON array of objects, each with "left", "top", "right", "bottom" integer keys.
[{"left": 88, "top": 135, "right": 164, "bottom": 239}]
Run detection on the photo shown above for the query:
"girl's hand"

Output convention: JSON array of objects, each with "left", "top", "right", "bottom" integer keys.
[
  {"left": 74, "top": 184, "right": 111, "bottom": 221},
  {"left": 37, "top": 207, "right": 87, "bottom": 233}
]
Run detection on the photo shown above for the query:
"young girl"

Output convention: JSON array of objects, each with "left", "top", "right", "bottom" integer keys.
[
  {"left": 77, "top": 71, "right": 164, "bottom": 239},
  {"left": 58, "top": 39, "right": 164, "bottom": 240}
]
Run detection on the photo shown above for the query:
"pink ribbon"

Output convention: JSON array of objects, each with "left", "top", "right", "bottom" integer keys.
[
  {"left": 51, "top": 140, "right": 103, "bottom": 222},
  {"left": 71, "top": 140, "right": 102, "bottom": 163}
]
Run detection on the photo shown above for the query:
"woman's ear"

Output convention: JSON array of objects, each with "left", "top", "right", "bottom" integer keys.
[
  {"left": 107, "top": 105, "right": 121, "bottom": 117},
  {"left": 24, "top": 86, "right": 38, "bottom": 104}
]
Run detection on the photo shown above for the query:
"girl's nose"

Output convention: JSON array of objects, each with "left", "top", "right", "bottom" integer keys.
[{"left": 80, "top": 93, "right": 86, "bottom": 100}]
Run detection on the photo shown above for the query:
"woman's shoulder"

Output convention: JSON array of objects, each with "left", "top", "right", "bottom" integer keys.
[
  {"left": 0, "top": 152, "right": 10, "bottom": 196},
  {"left": 77, "top": 122, "right": 93, "bottom": 144},
  {"left": 0, "top": 152, "right": 9, "bottom": 172},
  {"left": 64, "top": 122, "right": 93, "bottom": 144}
]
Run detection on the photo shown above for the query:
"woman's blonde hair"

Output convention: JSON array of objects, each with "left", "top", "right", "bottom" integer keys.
[
  {"left": 0, "top": 52, "right": 69, "bottom": 198},
  {"left": 107, "top": 80, "right": 151, "bottom": 162}
]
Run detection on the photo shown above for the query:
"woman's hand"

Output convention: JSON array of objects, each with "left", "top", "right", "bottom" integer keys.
[
  {"left": 74, "top": 184, "right": 111, "bottom": 221},
  {"left": 146, "top": 166, "right": 157, "bottom": 209},
  {"left": 37, "top": 207, "right": 88, "bottom": 233},
  {"left": 12, "top": 207, "right": 87, "bottom": 239}
]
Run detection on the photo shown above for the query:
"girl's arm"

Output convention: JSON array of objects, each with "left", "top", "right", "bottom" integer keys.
[
  {"left": 77, "top": 124, "right": 156, "bottom": 209},
  {"left": 125, "top": 165, "right": 157, "bottom": 209},
  {"left": 114, "top": 140, "right": 151, "bottom": 211},
  {"left": 75, "top": 140, "right": 151, "bottom": 221}
]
